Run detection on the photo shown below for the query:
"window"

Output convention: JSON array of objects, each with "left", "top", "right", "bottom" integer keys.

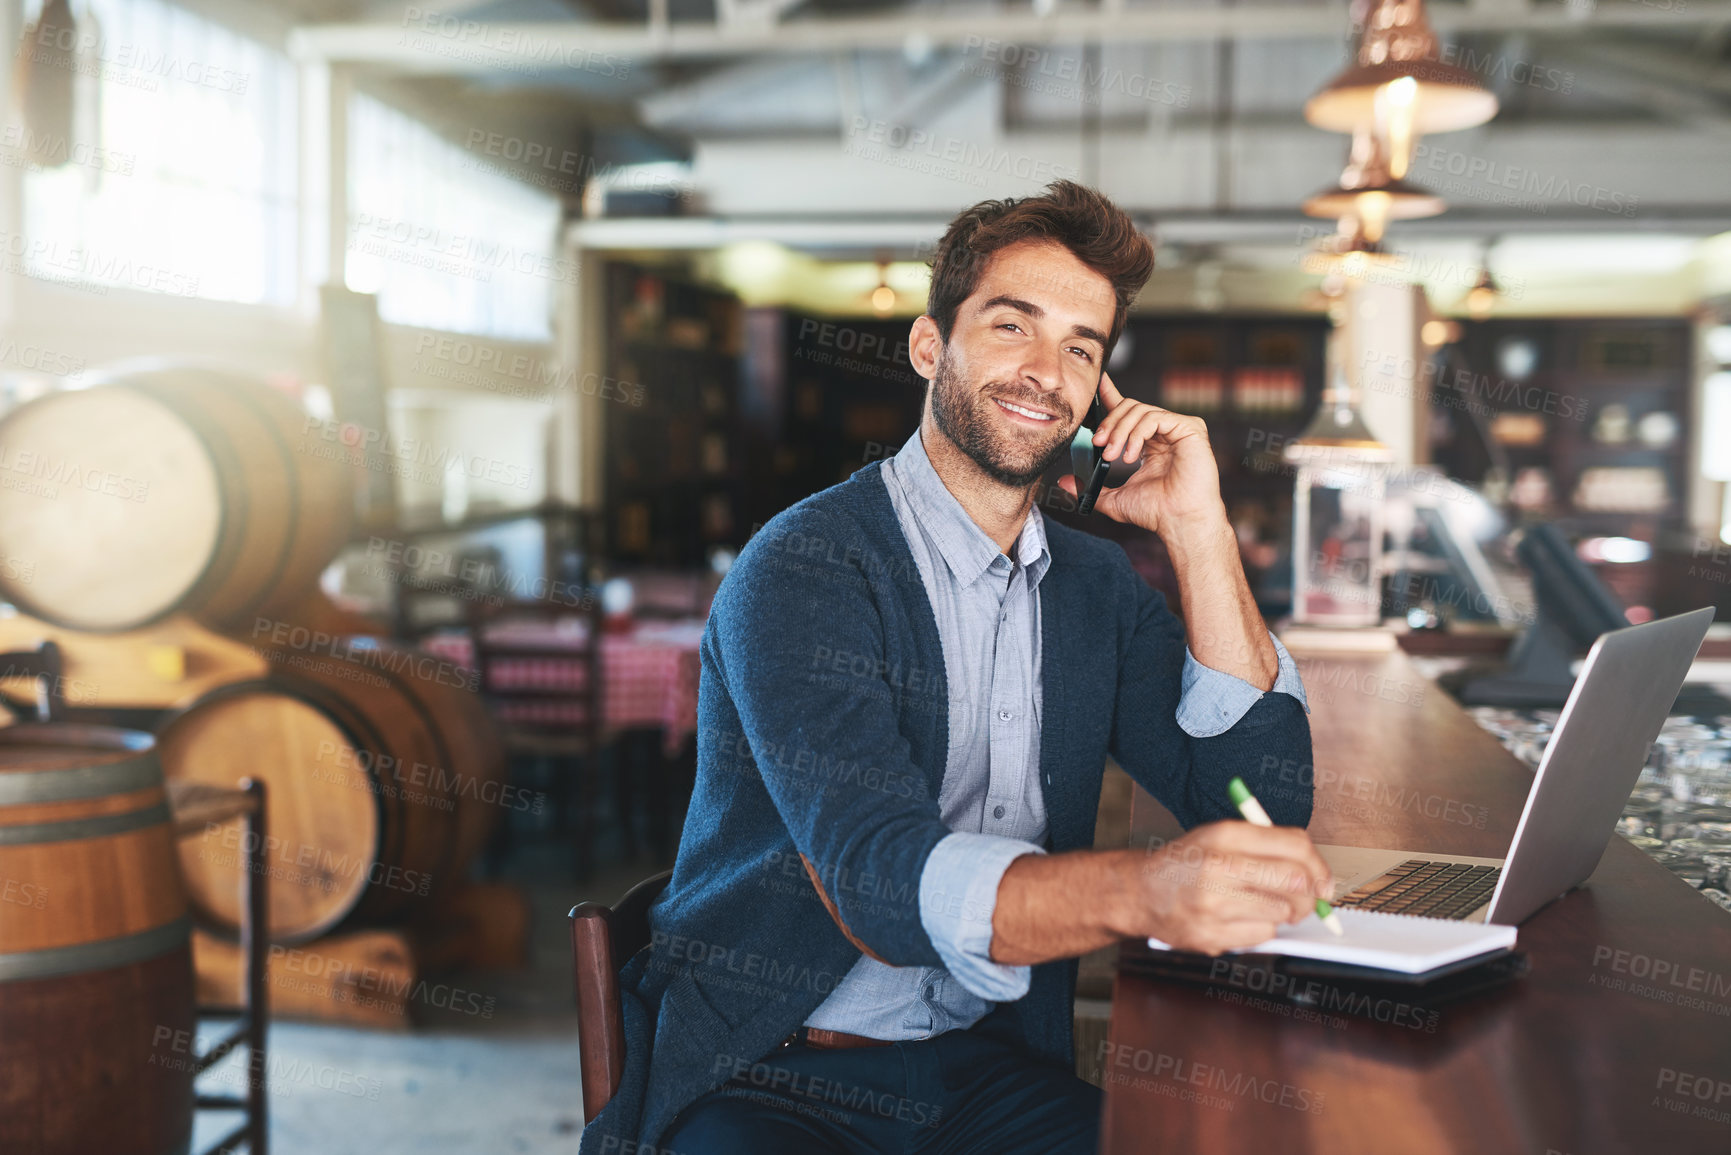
[
  {"left": 346, "top": 93, "right": 563, "bottom": 342},
  {"left": 18, "top": 0, "right": 297, "bottom": 305}
]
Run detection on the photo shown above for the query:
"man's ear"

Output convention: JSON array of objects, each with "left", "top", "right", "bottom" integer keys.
[{"left": 908, "top": 315, "right": 943, "bottom": 382}]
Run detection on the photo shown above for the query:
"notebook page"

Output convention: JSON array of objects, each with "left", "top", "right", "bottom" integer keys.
[{"left": 1147, "top": 909, "right": 1517, "bottom": 974}]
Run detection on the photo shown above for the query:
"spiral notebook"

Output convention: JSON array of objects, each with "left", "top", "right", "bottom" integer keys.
[{"left": 1146, "top": 909, "right": 1517, "bottom": 975}]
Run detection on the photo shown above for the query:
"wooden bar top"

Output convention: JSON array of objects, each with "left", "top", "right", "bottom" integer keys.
[{"left": 1103, "top": 649, "right": 1731, "bottom": 1155}]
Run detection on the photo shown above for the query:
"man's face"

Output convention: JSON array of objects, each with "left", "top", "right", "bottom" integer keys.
[{"left": 924, "top": 240, "right": 1117, "bottom": 488}]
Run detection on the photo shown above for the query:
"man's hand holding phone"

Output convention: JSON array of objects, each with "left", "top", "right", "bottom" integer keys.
[{"left": 1058, "top": 372, "right": 1227, "bottom": 546}]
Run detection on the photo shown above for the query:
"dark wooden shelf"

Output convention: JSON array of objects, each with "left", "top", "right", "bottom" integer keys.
[
  {"left": 1433, "top": 318, "right": 1692, "bottom": 581},
  {"left": 602, "top": 263, "right": 747, "bottom": 565}
]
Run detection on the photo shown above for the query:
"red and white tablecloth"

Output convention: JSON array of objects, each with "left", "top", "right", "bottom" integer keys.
[{"left": 421, "top": 618, "right": 704, "bottom": 755}]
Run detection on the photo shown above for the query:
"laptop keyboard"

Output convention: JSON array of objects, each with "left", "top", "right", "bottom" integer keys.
[{"left": 1336, "top": 859, "right": 1502, "bottom": 920}]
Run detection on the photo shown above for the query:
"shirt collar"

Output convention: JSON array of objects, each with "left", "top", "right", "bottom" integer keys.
[{"left": 887, "top": 431, "right": 1052, "bottom": 591}]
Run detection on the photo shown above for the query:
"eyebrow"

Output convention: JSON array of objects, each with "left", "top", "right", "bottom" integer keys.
[{"left": 978, "top": 294, "right": 1108, "bottom": 348}]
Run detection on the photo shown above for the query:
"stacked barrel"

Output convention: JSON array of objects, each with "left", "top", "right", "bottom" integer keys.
[
  {"left": 0, "top": 367, "right": 504, "bottom": 1148},
  {"left": 0, "top": 366, "right": 354, "bottom": 634},
  {"left": 159, "top": 653, "right": 505, "bottom": 942}
]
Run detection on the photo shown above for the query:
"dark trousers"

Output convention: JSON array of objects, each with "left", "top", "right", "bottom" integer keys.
[{"left": 660, "top": 1028, "right": 1101, "bottom": 1154}]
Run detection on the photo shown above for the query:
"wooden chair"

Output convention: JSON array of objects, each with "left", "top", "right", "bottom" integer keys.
[
  {"left": 0, "top": 640, "right": 67, "bottom": 722},
  {"left": 168, "top": 780, "right": 270, "bottom": 1155},
  {"left": 570, "top": 869, "right": 673, "bottom": 1123},
  {"left": 466, "top": 595, "right": 608, "bottom": 876}
]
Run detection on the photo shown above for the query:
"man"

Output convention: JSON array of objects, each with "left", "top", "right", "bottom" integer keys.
[{"left": 579, "top": 181, "right": 1326, "bottom": 1155}]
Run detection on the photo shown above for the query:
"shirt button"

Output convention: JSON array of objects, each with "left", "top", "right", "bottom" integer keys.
[
  {"left": 998, "top": 709, "right": 1012, "bottom": 721},
  {"left": 925, "top": 984, "right": 936, "bottom": 999},
  {"left": 993, "top": 804, "right": 1006, "bottom": 819}
]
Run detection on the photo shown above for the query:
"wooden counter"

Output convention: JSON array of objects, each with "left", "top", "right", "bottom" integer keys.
[{"left": 1102, "top": 649, "right": 1731, "bottom": 1155}]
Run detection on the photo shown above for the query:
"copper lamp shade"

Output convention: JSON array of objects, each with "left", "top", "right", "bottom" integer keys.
[
  {"left": 1306, "top": 61, "right": 1499, "bottom": 135},
  {"left": 1464, "top": 265, "right": 1501, "bottom": 318},
  {"left": 1303, "top": 180, "right": 1444, "bottom": 222},
  {"left": 1298, "top": 220, "right": 1402, "bottom": 277},
  {"left": 1302, "top": 128, "right": 1445, "bottom": 243},
  {"left": 1287, "top": 368, "right": 1395, "bottom": 456},
  {"left": 1305, "top": 0, "right": 1498, "bottom": 135}
]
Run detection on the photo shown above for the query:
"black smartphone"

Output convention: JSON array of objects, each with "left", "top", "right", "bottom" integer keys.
[{"left": 1068, "top": 384, "right": 1139, "bottom": 515}]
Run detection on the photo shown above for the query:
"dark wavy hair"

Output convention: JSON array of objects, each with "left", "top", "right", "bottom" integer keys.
[{"left": 925, "top": 180, "right": 1154, "bottom": 358}]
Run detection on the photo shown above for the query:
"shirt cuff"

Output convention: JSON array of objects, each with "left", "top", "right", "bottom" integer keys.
[
  {"left": 918, "top": 831, "right": 1045, "bottom": 1003},
  {"left": 1176, "top": 632, "right": 1309, "bottom": 739}
]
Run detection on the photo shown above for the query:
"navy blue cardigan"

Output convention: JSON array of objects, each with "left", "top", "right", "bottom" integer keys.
[{"left": 578, "top": 461, "right": 1312, "bottom": 1152}]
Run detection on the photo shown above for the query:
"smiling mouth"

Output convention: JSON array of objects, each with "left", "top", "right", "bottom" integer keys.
[{"left": 992, "top": 398, "right": 1059, "bottom": 423}]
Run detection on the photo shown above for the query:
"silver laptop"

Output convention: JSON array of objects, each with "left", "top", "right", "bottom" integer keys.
[{"left": 1315, "top": 607, "right": 1714, "bottom": 926}]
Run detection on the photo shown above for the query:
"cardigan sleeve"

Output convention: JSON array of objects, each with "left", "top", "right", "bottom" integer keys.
[
  {"left": 1175, "top": 635, "right": 1308, "bottom": 738},
  {"left": 707, "top": 507, "right": 952, "bottom": 969},
  {"left": 1107, "top": 562, "right": 1314, "bottom": 831}
]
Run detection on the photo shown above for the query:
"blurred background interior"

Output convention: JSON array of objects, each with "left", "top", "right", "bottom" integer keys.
[{"left": 5, "top": 0, "right": 1731, "bottom": 1150}]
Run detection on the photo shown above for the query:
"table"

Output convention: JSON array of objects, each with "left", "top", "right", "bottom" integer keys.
[
  {"left": 420, "top": 618, "right": 703, "bottom": 756},
  {"left": 1102, "top": 649, "right": 1731, "bottom": 1155}
]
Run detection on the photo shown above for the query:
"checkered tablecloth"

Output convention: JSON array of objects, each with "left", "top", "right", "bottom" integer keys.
[{"left": 421, "top": 618, "right": 704, "bottom": 755}]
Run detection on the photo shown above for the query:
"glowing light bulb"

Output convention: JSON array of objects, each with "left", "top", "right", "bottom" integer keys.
[
  {"left": 1356, "top": 191, "right": 1392, "bottom": 243},
  {"left": 1466, "top": 284, "right": 1497, "bottom": 319},
  {"left": 1376, "top": 77, "right": 1419, "bottom": 179}
]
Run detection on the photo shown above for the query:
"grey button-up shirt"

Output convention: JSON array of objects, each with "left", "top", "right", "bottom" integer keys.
[{"left": 803, "top": 431, "right": 1306, "bottom": 1039}]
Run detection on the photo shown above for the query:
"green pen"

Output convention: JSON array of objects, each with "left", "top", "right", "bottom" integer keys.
[{"left": 1227, "top": 776, "right": 1345, "bottom": 937}]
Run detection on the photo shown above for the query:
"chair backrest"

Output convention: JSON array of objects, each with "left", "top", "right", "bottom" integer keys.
[
  {"left": 0, "top": 641, "right": 66, "bottom": 722},
  {"left": 570, "top": 869, "right": 672, "bottom": 1124},
  {"left": 466, "top": 596, "right": 604, "bottom": 742}
]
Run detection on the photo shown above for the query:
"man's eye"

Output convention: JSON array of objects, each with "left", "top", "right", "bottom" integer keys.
[
  {"left": 998, "top": 323, "right": 1024, "bottom": 334},
  {"left": 1069, "top": 347, "right": 1094, "bottom": 362}
]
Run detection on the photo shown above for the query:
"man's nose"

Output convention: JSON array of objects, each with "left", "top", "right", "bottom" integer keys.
[{"left": 1018, "top": 342, "right": 1064, "bottom": 393}]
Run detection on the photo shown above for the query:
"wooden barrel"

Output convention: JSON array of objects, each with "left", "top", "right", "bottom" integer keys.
[
  {"left": 159, "top": 641, "right": 504, "bottom": 942},
  {"left": 0, "top": 365, "right": 353, "bottom": 633},
  {"left": 0, "top": 725, "right": 194, "bottom": 1155}
]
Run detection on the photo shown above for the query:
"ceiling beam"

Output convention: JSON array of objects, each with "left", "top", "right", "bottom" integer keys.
[
  {"left": 716, "top": 0, "right": 808, "bottom": 28},
  {"left": 292, "top": 2, "right": 1731, "bottom": 69},
  {"left": 1556, "top": 37, "right": 1731, "bottom": 102},
  {"left": 567, "top": 207, "right": 1731, "bottom": 254},
  {"left": 1547, "top": 42, "right": 1731, "bottom": 139}
]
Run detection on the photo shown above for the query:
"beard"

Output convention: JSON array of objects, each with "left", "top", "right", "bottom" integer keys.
[{"left": 929, "top": 347, "right": 1078, "bottom": 489}]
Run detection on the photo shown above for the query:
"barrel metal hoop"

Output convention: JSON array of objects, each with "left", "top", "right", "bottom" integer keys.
[
  {"left": 0, "top": 916, "right": 190, "bottom": 982},
  {"left": 0, "top": 800, "right": 171, "bottom": 845},
  {"left": 0, "top": 754, "right": 162, "bottom": 804}
]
